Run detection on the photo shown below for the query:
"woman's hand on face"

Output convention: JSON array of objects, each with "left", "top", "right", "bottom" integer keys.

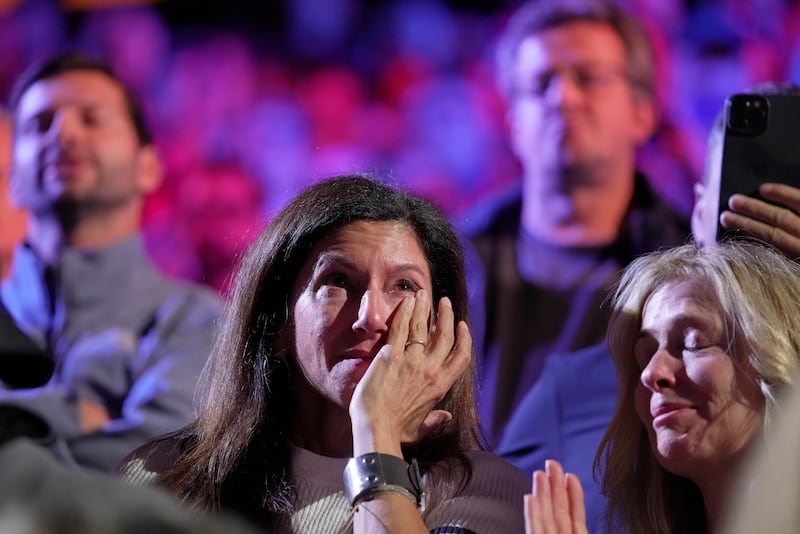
[
  {"left": 349, "top": 289, "right": 472, "bottom": 456},
  {"left": 721, "top": 183, "right": 800, "bottom": 258},
  {"left": 525, "top": 460, "right": 587, "bottom": 534}
]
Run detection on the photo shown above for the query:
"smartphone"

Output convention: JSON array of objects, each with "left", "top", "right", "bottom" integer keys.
[{"left": 716, "top": 92, "right": 800, "bottom": 240}]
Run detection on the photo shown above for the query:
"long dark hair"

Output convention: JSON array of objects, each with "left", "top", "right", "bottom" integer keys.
[{"left": 157, "top": 174, "right": 480, "bottom": 525}]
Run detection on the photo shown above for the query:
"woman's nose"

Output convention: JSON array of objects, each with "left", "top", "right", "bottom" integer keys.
[
  {"left": 351, "top": 289, "right": 391, "bottom": 335},
  {"left": 640, "top": 349, "right": 679, "bottom": 392}
]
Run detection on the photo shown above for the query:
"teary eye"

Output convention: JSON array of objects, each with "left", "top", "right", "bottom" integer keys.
[
  {"left": 329, "top": 273, "right": 348, "bottom": 288},
  {"left": 396, "top": 279, "right": 419, "bottom": 292}
]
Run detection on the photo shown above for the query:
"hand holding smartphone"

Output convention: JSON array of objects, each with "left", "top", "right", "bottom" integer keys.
[{"left": 716, "top": 92, "right": 800, "bottom": 249}]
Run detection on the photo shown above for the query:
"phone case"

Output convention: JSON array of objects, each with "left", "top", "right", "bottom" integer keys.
[{"left": 717, "top": 93, "right": 800, "bottom": 239}]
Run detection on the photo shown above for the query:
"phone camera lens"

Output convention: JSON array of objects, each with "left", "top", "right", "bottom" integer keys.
[{"left": 727, "top": 94, "right": 768, "bottom": 136}]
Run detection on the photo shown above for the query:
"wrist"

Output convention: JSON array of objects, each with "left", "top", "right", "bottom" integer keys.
[
  {"left": 350, "top": 411, "right": 402, "bottom": 457},
  {"left": 343, "top": 452, "right": 424, "bottom": 509}
]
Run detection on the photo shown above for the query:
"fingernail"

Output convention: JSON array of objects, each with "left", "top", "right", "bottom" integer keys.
[{"left": 532, "top": 471, "right": 541, "bottom": 496}]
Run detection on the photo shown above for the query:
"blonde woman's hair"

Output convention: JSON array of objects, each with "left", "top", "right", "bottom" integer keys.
[{"left": 597, "top": 240, "right": 800, "bottom": 533}]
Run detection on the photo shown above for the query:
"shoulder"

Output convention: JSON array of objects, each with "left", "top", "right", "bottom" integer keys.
[
  {"left": 530, "top": 344, "right": 617, "bottom": 418},
  {"left": 153, "top": 268, "right": 222, "bottom": 310},
  {"left": 509, "top": 344, "right": 614, "bottom": 415},
  {"left": 627, "top": 173, "right": 691, "bottom": 253},
  {"left": 121, "top": 238, "right": 224, "bottom": 328},
  {"left": 545, "top": 344, "right": 615, "bottom": 379},
  {"left": 462, "top": 450, "right": 530, "bottom": 496},
  {"left": 118, "top": 433, "right": 189, "bottom": 486},
  {"left": 125, "top": 235, "right": 221, "bottom": 315},
  {"left": 424, "top": 451, "right": 528, "bottom": 533},
  {"left": 149, "top": 277, "right": 223, "bottom": 331},
  {"left": 458, "top": 182, "right": 522, "bottom": 239},
  {"left": 497, "top": 344, "right": 616, "bottom": 457}
]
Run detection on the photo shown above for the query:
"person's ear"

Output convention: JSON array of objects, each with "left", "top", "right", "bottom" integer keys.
[
  {"left": 135, "top": 145, "right": 163, "bottom": 195},
  {"left": 631, "top": 97, "right": 658, "bottom": 145}
]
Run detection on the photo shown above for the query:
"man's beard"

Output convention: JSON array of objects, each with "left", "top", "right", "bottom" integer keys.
[{"left": 50, "top": 194, "right": 128, "bottom": 230}]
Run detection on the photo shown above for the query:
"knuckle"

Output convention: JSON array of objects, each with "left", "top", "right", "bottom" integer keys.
[{"left": 774, "top": 208, "right": 794, "bottom": 226}]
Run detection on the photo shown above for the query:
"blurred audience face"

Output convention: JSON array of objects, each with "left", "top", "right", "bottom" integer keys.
[
  {"left": 633, "top": 279, "right": 764, "bottom": 484},
  {"left": 507, "top": 21, "right": 655, "bottom": 184},
  {"left": 11, "top": 70, "right": 159, "bottom": 215}
]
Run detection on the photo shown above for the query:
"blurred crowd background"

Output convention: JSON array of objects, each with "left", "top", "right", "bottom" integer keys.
[{"left": 0, "top": 0, "right": 797, "bottom": 293}]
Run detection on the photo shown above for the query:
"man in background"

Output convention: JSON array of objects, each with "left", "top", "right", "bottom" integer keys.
[
  {"left": 0, "top": 52, "right": 221, "bottom": 471},
  {"left": 465, "top": 0, "right": 689, "bottom": 444}
]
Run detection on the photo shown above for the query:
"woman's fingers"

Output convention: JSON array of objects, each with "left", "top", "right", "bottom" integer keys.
[
  {"left": 353, "top": 290, "right": 471, "bottom": 445},
  {"left": 566, "top": 473, "right": 587, "bottom": 534},
  {"left": 525, "top": 461, "right": 588, "bottom": 534},
  {"left": 385, "top": 294, "right": 415, "bottom": 351},
  {"left": 525, "top": 494, "right": 543, "bottom": 534},
  {"left": 405, "top": 289, "right": 431, "bottom": 351},
  {"left": 546, "top": 461, "right": 571, "bottom": 533},
  {"left": 533, "top": 470, "right": 555, "bottom": 530},
  {"left": 427, "top": 296, "right": 454, "bottom": 359}
]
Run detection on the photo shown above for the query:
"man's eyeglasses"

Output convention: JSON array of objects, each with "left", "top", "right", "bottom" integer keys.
[{"left": 512, "top": 64, "right": 633, "bottom": 99}]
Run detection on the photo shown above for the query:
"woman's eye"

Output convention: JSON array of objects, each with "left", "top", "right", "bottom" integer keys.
[
  {"left": 328, "top": 274, "right": 347, "bottom": 288},
  {"left": 683, "top": 343, "right": 709, "bottom": 353},
  {"left": 396, "top": 279, "right": 419, "bottom": 292},
  {"left": 682, "top": 329, "right": 711, "bottom": 352}
]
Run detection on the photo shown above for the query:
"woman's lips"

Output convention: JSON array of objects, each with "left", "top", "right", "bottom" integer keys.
[
  {"left": 651, "top": 402, "right": 693, "bottom": 425},
  {"left": 341, "top": 348, "right": 377, "bottom": 360}
]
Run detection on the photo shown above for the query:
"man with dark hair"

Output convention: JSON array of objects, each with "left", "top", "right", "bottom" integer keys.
[{"left": 0, "top": 52, "right": 221, "bottom": 471}]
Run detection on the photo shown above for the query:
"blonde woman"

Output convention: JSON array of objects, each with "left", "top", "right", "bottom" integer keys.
[{"left": 528, "top": 241, "right": 800, "bottom": 534}]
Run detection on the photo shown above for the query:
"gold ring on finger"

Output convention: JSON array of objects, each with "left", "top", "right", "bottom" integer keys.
[{"left": 404, "top": 339, "right": 427, "bottom": 349}]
